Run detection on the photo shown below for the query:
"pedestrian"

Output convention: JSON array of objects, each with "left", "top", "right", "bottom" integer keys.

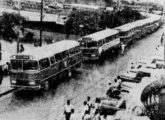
[
  {"left": 20, "top": 44, "right": 24, "bottom": 53},
  {"left": 93, "top": 110, "right": 101, "bottom": 120},
  {"left": 0, "top": 66, "right": 4, "bottom": 85},
  {"left": 93, "top": 98, "right": 101, "bottom": 113},
  {"left": 82, "top": 101, "right": 89, "bottom": 119},
  {"left": 64, "top": 100, "right": 73, "bottom": 120},
  {"left": 131, "top": 63, "right": 135, "bottom": 69},
  {"left": 106, "top": 82, "right": 113, "bottom": 98},
  {"left": 87, "top": 96, "right": 92, "bottom": 111},
  {"left": 121, "top": 42, "right": 126, "bottom": 55},
  {"left": 83, "top": 110, "right": 91, "bottom": 120},
  {"left": 160, "top": 33, "right": 165, "bottom": 45}
]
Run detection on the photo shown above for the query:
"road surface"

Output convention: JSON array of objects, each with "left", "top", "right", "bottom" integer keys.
[{"left": 0, "top": 26, "right": 164, "bottom": 120}]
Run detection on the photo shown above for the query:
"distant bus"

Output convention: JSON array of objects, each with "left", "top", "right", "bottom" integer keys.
[
  {"left": 79, "top": 29, "right": 120, "bottom": 61},
  {"left": 114, "top": 22, "right": 138, "bottom": 46},
  {"left": 10, "top": 40, "right": 82, "bottom": 90}
]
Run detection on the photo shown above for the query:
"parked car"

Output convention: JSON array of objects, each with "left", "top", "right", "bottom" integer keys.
[{"left": 118, "top": 68, "right": 152, "bottom": 83}]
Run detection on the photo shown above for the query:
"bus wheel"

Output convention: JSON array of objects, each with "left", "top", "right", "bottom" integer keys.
[{"left": 43, "top": 81, "right": 50, "bottom": 91}]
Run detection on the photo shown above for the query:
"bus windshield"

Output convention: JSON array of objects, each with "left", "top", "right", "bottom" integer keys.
[
  {"left": 87, "top": 41, "right": 97, "bottom": 48},
  {"left": 80, "top": 41, "right": 87, "bottom": 47},
  {"left": 11, "top": 60, "right": 22, "bottom": 70},
  {"left": 23, "top": 60, "right": 38, "bottom": 70}
]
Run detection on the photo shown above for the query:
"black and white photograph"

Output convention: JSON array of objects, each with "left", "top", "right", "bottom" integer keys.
[{"left": 0, "top": 0, "right": 165, "bottom": 120}]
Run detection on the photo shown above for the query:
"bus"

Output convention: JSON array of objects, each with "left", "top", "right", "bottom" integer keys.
[
  {"left": 10, "top": 40, "right": 82, "bottom": 90},
  {"left": 79, "top": 29, "right": 120, "bottom": 61},
  {"left": 114, "top": 22, "right": 138, "bottom": 46}
]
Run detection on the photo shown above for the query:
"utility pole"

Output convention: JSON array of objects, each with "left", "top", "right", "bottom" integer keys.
[{"left": 40, "top": 0, "right": 44, "bottom": 47}]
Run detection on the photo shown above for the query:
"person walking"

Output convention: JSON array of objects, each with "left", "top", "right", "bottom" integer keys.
[
  {"left": 83, "top": 110, "right": 91, "bottom": 120},
  {"left": 82, "top": 101, "right": 89, "bottom": 119},
  {"left": 160, "top": 33, "right": 165, "bottom": 45},
  {"left": 121, "top": 42, "right": 126, "bottom": 55},
  {"left": 64, "top": 100, "right": 73, "bottom": 120},
  {"left": 0, "top": 66, "right": 4, "bottom": 85},
  {"left": 87, "top": 96, "right": 92, "bottom": 111}
]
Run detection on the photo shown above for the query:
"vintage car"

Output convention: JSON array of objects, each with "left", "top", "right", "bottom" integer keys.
[
  {"left": 134, "top": 56, "right": 164, "bottom": 69},
  {"left": 118, "top": 69, "right": 152, "bottom": 83},
  {"left": 99, "top": 97, "right": 126, "bottom": 115}
]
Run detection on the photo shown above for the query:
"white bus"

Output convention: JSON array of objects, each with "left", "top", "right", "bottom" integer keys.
[
  {"left": 79, "top": 29, "right": 120, "bottom": 60},
  {"left": 10, "top": 40, "right": 82, "bottom": 90}
]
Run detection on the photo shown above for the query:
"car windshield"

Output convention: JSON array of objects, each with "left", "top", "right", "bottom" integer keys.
[
  {"left": 87, "top": 41, "right": 97, "bottom": 48},
  {"left": 11, "top": 60, "right": 22, "bottom": 70},
  {"left": 23, "top": 60, "right": 38, "bottom": 70}
]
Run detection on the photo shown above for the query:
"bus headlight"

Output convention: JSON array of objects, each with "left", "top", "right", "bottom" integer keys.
[
  {"left": 91, "top": 54, "right": 96, "bottom": 57},
  {"left": 29, "top": 81, "right": 35, "bottom": 85},
  {"left": 11, "top": 80, "right": 16, "bottom": 84}
]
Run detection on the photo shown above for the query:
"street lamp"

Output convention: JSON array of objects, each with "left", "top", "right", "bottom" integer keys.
[{"left": 40, "top": 0, "right": 44, "bottom": 47}]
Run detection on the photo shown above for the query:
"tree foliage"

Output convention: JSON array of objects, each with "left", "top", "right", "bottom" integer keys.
[
  {"left": 0, "top": 12, "right": 26, "bottom": 41},
  {"left": 65, "top": 7, "right": 144, "bottom": 37}
]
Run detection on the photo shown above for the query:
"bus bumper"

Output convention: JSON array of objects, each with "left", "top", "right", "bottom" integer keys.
[
  {"left": 83, "top": 56, "right": 99, "bottom": 61},
  {"left": 10, "top": 85, "right": 41, "bottom": 90}
]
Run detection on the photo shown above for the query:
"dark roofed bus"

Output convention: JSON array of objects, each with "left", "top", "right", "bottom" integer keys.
[
  {"left": 79, "top": 29, "right": 120, "bottom": 61},
  {"left": 10, "top": 40, "right": 82, "bottom": 90}
]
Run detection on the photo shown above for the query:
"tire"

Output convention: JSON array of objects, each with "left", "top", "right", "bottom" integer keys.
[{"left": 43, "top": 81, "right": 50, "bottom": 91}]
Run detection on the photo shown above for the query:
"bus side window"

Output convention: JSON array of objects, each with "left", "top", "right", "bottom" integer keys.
[
  {"left": 98, "top": 40, "right": 103, "bottom": 47},
  {"left": 62, "top": 51, "right": 69, "bottom": 59},
  {"left": 103, "top": 39, "right": 106, "bottom": 44},
  {"left": 106, "top": 37, "right": 109, "bottom": 43},
  {"left": 50, "top": 56, "right": 56, "bottom": 64},
  {"left": 69, "top": 48, "right": 74, "bottom": 56},
  {"left": 39, "top": 58, "right": 50, "bottom": 70},
  {"left": 55, "top": 53, "right": 63, "bottom": 62}
]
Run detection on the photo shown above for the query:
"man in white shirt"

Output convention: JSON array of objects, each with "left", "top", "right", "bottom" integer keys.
[
  {"left": 87, "top": 96, "right": 92, "bottom": 110},
  {"left": 121, "top": 42, "right": 126, "bottom": 55},
  {"left": 64, "top": 100, "right": 73, "bottom": 120},
  {"left": 82, "top": 101, "right": 89, "bottom": 119}
]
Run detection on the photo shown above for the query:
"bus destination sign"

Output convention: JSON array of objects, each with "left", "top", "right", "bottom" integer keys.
[{"left": 16, "top": 55, "right": 30, "bottom": 59}]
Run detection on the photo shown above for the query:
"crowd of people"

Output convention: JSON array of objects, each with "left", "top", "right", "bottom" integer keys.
[
  {"left": 63, "top": 76, "right": 125, "bottom": 120},
  {"left": 64, "top": 96, "right": 109, "bottom": 120}
]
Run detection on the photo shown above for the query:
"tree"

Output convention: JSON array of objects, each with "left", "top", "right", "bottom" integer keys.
[
  {"left": 104, "top": 0, "right": 113, "bottom": 7},
  {"left": 0, "top": 12, "right": 26, "bottom": 42},
  {"left": 65, "top": 7, "right": 144, "bottom": 36}
]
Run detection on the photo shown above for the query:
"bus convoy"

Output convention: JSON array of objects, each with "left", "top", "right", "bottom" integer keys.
[{"left": 9, "top": 15, "right": 162, "bottom": 90}]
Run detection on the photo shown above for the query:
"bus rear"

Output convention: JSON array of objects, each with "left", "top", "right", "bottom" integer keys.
[{"left": 10, "top": 55, "right": 41, "bottom": 90}]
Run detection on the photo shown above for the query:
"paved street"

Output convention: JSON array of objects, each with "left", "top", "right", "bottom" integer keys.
[{"left": 0, "top": 26, "right": 164, "bottom": 120}]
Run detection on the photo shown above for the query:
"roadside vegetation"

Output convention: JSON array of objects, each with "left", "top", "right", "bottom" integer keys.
[
  {"left": 65, "top": 7, "right": 145, "bottom": 37},
  {"left": 0, "top": 6, "right": 144, "bottom": 44}
]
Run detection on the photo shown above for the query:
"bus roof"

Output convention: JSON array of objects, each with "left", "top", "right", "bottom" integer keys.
[
  {"left": 82, "top": 29, "right": 119, "bottom": 41},
  {"left": 114, "top": 15, "right": 161, "bottom": 32},
  {"left": 17, "top": 40, "right": 79, "bottom": 60},
  {"left": 114, "top": 22, "right": 136, "bottom": 32}
]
